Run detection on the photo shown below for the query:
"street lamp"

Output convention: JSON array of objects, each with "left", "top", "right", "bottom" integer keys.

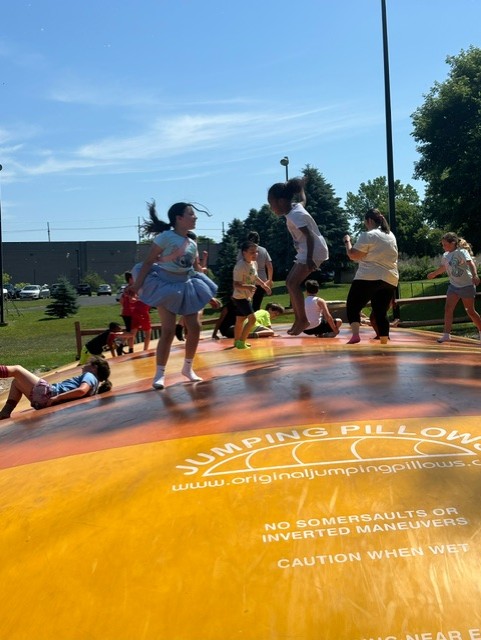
[
  {"left": 280, "top": 156, "right": 289, "bottom": 181},
  {"left": 0, "top": 164, "right": 6, "bottom": 327}
]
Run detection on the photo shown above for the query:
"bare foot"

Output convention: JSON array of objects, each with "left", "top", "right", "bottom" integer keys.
[
  {"left": 287, "top": 321, "right": 310, "bottom": 336},
  {"left": 346, "top": 335, "right": 361, "bottom": 345}
]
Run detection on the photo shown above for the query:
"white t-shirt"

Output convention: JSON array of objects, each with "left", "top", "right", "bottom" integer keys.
[
  {"left": 236, "top": 245, "right": 272, "bottom": 280},
  {"left": 286, "top": 204, "right": 329, "bottom": 266},
  {"left": 304, "top": 295, "right": 323, "bottom": 329},
  {"left": 353, "top": 228, "right": 399, "bottom": 286},
  {"left": 442, "top": 248, "right": 474, "bottom": 288},
  {"left": 233, "top": 259, "right": 258, "bottom": 300}
]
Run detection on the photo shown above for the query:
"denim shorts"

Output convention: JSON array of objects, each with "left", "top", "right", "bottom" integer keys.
[
  {"left": 447, "top": 283, "right": 476, "bottom": 299},
  {"left": 29, "top": 379, "right": 53, "bottom": 410}
]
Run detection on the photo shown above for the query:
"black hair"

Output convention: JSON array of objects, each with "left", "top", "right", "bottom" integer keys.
[
  {"left": 240, "top": 240, "right": 258, "bottom": 253},
  {"left": 108, "top": 322, "right": 122, "bottom": 331},
  {"left": 365, "top": 208, "right": 390, "bottom": 234},
  {"left": 267, "top": 177, "right": 306, "bottom": 203},
  {"left": 247, "top": 231, "right": 260, "bottom": 243},
  {"left": 124, "top": 271, "right": 132, "bottom": 283},
  {"left": 141, "top": 200, "right": 211, "bottom": 236},
  {"left": 88, "top": 356, "right": 112, "bottom": 394},
  {"left": 304, "top": 279, "right": 320, "bottom": 295},
  {"left": 265, "top": 302, "right": 285, "bottom": 314}
]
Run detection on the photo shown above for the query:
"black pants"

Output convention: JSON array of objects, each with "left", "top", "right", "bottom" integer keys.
[
  {"left": 252, "top": 285, "right": 265, "bottom": 312},
  {"left": 346, "top": 279, "right": 396, "bottom": 337}
]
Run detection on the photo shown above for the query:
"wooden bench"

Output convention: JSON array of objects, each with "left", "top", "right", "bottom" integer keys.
[
  {"left": 74, "top": 317, "right": 219, "bottom": 359},
  {"left": 394, "top": 292, "right": 481, "bottom": 327}
]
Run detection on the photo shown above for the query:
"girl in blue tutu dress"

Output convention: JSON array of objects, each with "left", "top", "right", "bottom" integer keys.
[{"left": 131, "top": 201, "right": 218, "bottom": 389}]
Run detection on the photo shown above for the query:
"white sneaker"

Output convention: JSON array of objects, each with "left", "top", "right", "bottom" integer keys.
[{"left": 152, "top": 376, "right": 165, "bottom": 389}]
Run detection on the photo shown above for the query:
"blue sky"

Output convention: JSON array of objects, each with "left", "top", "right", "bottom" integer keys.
[{"left": 1, "top": 0, "right": 480, "bottom": 244}]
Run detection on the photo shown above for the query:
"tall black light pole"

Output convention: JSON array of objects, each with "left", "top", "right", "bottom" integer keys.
[
  {"left": 0, "top": 164, "right": 7, "bottom": 326},
  {"left": 280, "top": 156, "right": 289, "bottom": 181},
  {"left": 381, "top": 0, "right": 397, "bottom": 237},
  {"left": 381, "top": 0, "right": 400, "bottom": 315}
]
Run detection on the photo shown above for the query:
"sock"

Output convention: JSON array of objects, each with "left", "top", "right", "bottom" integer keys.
[
  {"left": 182, "top": 359, "right": 202, "bottom": 382},
  {"left": 346, "top": 335, "right": 361, "bottom": 345},
  {"left": 235, "top": 340, "right": 250, "bottom": 349},
  {"left": 0, "top": 365, "right": 9, "bottom": 378},
  {"left": 152, "top": 365, "right": 166, "bottom": 389},
  {"left": 0, "top": 399, "right": 18, "bottom": 419},
  {"left": 437, "top": 333, "right": 451, "bottom": 343}
]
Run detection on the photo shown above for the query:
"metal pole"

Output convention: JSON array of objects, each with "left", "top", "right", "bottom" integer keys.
[
  {"left": 381, "top": 0, "right": 397, "bottom": 237},
  {"left": 280, "top": 156, "right": 289, "bottom": 182},
  {"left": 381, "top": 0, "right": 400, "bottom": 317},
  {"left": 0, "top": 164, "right": 7, "bottom": 326}
]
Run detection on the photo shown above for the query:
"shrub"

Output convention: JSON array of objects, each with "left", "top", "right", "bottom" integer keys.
[{"left": 398, "top": 255, "right": 438, "bottom": 281}]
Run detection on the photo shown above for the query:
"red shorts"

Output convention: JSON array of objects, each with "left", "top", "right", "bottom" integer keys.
[{"left": 132, "top": 312, "right": 151, "bottom": 331}]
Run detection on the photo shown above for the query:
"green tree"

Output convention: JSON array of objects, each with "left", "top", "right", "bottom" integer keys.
[
  {"left": 344, "top": 176, "right": 438, "bottom": 256},
  {"left": 243, "top": 205, "right": 286, "bottom": 279},
  {"left": 302, "top": 165, "right": 350, "bottom": 269},
  {"left": 214, "top": 235, "right": 238, "bottom": 303},
  {"left": 82, "top": 271, "right": 104, "bottom": 292},
  {"left": 45, "top": 277, "right": 79, "bottom": 319},
  {"left": 412, "top": 46, "right": 481, "bottom": 249}
]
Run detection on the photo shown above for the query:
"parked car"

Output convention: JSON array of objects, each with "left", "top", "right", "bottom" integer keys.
[
  {"left": 2, "top": 287, "right": 6, "bottom": 300},
  {"left": 75, "top": 283, "right": 92, "bottom": 296},
  {"left": 308, "top": 263, "right": 335, "bottom": 285},
  {"left": 97, "top": 284, "right": 112, "bottom": 296},
  {"left": 19, "top": 285, "right": 50, "bottom": 300},
  {"left": 115, "top": 285, "right": 127, "bottom": 302},
  {"left": 4, "top": 283, "right": 20, "bottom": 299}
]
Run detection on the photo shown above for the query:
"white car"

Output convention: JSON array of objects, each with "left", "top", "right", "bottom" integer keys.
[
  {"left": 115, "top": 285, "right": 127, "bottom": 302},
  {"left": 97, "top": 284, "right": 112, "bottom": 296},
  {"left": 19, "top": 285, "right": 50, "bottom": 300},
  {"left": 2, "top": 287, "right": 7, "bottom": 300}
]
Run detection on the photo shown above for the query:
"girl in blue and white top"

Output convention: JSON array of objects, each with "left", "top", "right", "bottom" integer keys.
[
  {"left": 427, "top": 232, "right": 481, "bottom": 343},
  {"left": 131, "top": 201, "right": 218, "bottom": 389},
  {"left": 0, "top": 356, "right": 111, "bottom": 420},
  {"left": 268, "top": 178, "right": 329, "bottom": 336}
]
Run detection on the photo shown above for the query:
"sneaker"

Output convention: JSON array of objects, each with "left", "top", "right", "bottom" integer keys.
[
  {"left": 436, "top": 335, "right": 451, "bottom": 343},
  {"left": 152, "top": 377, "right": 165, "bottom": 390}
]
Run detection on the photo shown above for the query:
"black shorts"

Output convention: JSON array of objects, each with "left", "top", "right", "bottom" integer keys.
[
  {"left": 232, "top": 298, "right": 254, "bottom": 317},
  {"left": 303, "top": 320, "right": 331, "bottom": 336}
]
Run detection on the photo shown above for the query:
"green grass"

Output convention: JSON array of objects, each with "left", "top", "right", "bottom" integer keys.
[
  {"left": 1, "top": 299, "right": 123, "bottom": 371},
  {"left": 2, "top": 278, "right": 479, "bottom": 371}
]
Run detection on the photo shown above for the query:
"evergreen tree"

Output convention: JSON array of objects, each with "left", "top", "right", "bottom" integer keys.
[
  {"left": 45, "top": 277, "right": 79, "bottom": 319},
  {"left": 302, "top": 165, "right": 350, "bottom": 269},
  {"left": 243, "top": 205, "right": 286, "bottom": 279},
  {"left": 214, "top": 235, "right": 239, "bottom": 303}
]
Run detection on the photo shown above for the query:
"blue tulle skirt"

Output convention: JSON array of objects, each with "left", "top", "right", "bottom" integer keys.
[{"left": 132, "top": 263, "right": 218, "bottom": 316}]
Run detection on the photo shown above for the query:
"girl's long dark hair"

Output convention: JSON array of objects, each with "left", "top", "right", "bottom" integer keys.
[
  {"left": 89, "top": 356, "right": 112, "bottom": 394},
  {"left": 141, "top": 200, "right": 211, "bottom": 237},
  {"left": 267, "top": 177, "right": 306, "bottom": 203}
]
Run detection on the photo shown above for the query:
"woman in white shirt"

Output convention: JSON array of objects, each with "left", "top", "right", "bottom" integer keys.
[{"left": 343, "top": 208, "right": 398, "bottom": 345}]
